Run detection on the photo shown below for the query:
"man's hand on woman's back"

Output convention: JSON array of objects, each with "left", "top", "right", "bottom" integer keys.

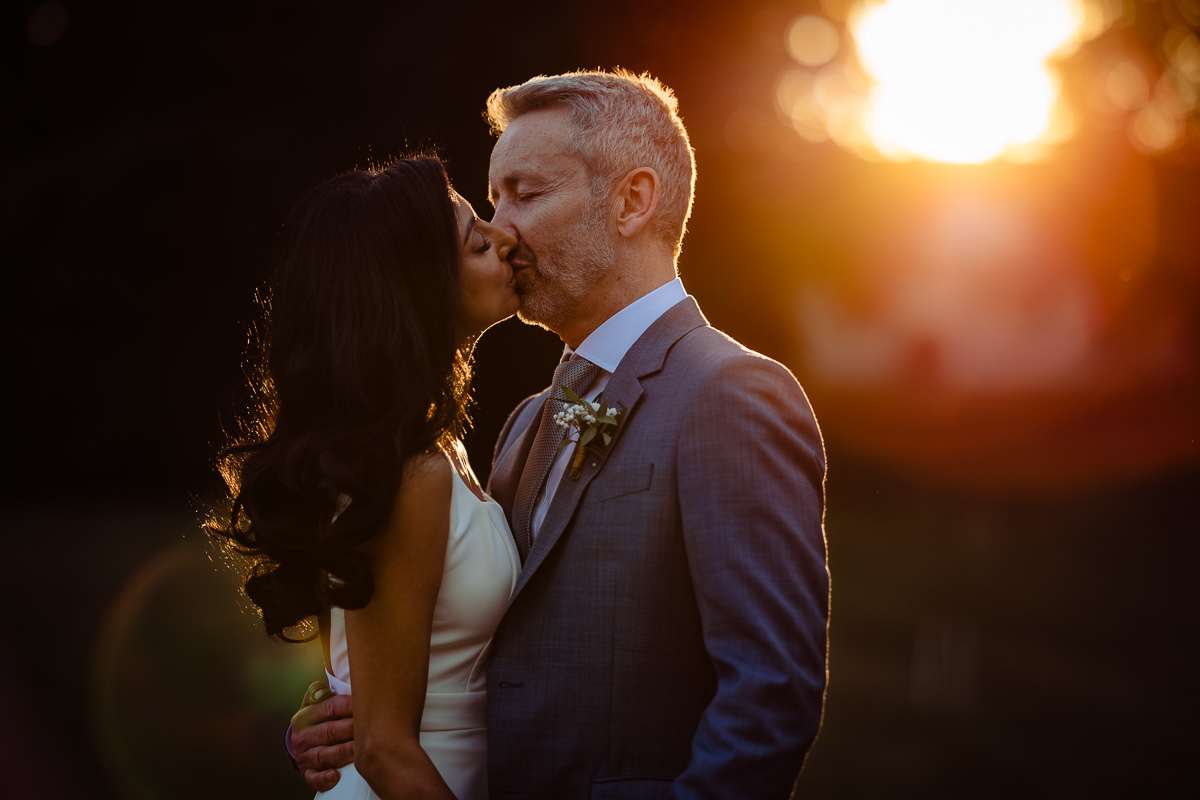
[{"left": 291, "top": 680, "right": 356, "bottom": 793}]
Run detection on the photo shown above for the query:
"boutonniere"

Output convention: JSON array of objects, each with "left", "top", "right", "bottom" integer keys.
[{"left": 554, "top": 386, "right": 626, "bottom": 480}]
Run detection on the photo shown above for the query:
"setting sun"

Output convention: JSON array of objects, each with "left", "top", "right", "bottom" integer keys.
[
  {"left": 852, "top": 0, "right": 1086, "bottom": 162},
  {"left": 776, "top": 0, "right": 1115, "bottom": 163}
]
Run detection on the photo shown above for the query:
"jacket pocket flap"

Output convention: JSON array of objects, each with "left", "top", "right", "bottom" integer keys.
[{"left": 584, "top": 463, "right": 654, "bottom": 505}]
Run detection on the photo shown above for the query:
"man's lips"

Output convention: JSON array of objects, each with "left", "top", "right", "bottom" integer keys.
[
  {"left": 502, "top": 260, "right": 525, "bottom": 288},
  {"left": 507, "top": 260, "right": 532, "bottom": 291},
  {"left": 507, "top": 243, "right": 534, "bottom": 273}
]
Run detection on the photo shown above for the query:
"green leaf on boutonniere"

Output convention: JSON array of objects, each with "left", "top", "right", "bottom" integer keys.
[{"left": 552, "top": 389, "right": 628, "bottom": 479}]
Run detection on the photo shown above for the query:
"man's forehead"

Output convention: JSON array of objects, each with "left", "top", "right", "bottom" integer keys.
[
  {"left": 489, "top": 131, "right": 539, "bottom": 176},
  {"left": 491, "top": 138, "right": 583, "bottom": 186},
  {"left": 490, "top": 108, "right": 573, "bottom": 162}
]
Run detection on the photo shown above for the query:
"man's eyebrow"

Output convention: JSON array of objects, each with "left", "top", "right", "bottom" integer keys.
[
  {"left": 488, "top": 169, "right": 542, "bottom": 206},
  {"left": 495, "top": 169, "right": 537, "bottom": 189}
]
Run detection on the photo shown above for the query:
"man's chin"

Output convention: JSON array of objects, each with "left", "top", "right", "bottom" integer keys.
[{"left": 515, "top": 307, "right": 553, "bottom": 331}]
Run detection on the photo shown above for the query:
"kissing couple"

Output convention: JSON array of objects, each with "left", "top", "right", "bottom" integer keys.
[{"left": 210, "top": 69, "right": 829, "bottom": 800}]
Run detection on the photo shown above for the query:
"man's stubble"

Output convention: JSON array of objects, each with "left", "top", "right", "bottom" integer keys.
[{"left": 515, "top": 190, "right": 616, "bottom": 335}]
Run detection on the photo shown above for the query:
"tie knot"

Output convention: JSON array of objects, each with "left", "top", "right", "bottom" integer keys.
[{"left": 551, "top": 356, "right": 600, "bottom": 404}]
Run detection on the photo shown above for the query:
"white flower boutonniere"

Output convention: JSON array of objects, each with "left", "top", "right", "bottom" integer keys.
[{"left": 554, "top": 385, "right": 626, "bottom": 480}]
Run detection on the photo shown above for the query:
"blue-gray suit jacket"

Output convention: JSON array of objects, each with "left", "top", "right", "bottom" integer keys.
[{"left": 485, "top": 297, "right": 829, "bottom": 800}]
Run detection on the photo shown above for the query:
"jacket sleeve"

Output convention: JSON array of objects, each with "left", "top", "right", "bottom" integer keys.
[{"left": 670, "top": 354, "right": 829, "bottom": 800}]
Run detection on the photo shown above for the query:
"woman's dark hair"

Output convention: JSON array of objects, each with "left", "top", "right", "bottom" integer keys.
[{"left": 207, "top": 157, "right": 468, "bottom": 641}]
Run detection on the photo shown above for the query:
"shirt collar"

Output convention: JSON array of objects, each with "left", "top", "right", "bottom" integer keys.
[{"left": 567, "top": 278, "right": 687, "bottom": 373}]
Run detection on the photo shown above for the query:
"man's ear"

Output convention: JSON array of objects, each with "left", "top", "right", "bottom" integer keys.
[{"left": 613, "top": 167, "right": 659, "bottom": 239}]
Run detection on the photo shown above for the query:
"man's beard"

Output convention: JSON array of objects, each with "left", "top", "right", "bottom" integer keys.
[{"left": 515, "top": 193, "right": 616, "bottom": 333}]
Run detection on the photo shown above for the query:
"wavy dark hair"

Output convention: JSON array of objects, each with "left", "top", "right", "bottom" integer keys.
[{"left": 207, "top": 157, "right": 469, "bottom": 641}]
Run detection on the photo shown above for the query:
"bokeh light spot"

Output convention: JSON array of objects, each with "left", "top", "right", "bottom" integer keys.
[
  {"left": 1172, "top": 31, "right": 1200, "bottom": 82},
  {"left": 1106, "top": 60, "right": 1150, "bottom": 111},
  {"left": 1131, "top": 101, "right": 1183, "bottom": 152},
  {"left": 787, "top": 15, "right": 841, "bottom": 67}
]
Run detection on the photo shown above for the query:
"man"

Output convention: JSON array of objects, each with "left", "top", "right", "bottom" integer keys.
[{"left": 293, "top": 69, "right": 829, "bottom": 799}]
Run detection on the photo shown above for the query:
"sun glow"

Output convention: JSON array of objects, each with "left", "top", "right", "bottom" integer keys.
[
  {"left": 854, "top": 0, "right": 1086, "bottom": 162},
  {"left": 774, "top": 0, "right": 1112, "bottom": 163}
]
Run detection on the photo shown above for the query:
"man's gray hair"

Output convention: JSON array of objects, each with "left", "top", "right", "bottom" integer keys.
[{"left": 486, "top": 69, "right": 696, "bottom": 259}]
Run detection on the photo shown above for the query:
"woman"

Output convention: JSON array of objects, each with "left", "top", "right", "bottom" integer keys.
[{"left": 208, "top": 157, "right": 521, "bottom": 799}]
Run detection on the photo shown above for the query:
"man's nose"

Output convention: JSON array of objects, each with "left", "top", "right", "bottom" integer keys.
[{"left": 488, "top": 202, "right": 516, "bottom": 234}]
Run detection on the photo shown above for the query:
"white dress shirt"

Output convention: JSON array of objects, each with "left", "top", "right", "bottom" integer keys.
[{"left": 529, "top": 278, "right": 687, "bottom": 540}]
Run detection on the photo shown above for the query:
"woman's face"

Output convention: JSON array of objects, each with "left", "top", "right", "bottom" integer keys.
[{"left": 452, "top": 190, "right": 519, "bottom": 342}]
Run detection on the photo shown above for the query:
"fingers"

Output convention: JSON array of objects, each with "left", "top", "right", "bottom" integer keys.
[
  {"left": 292, "top": 692, "right": 354, "bottom": 731},
  {"left": 293, "top": 717, "right": 354, "bottom": 755},
  {"left": 303, "top": 767, "right": 343, "bottom": 794},
  {"left": 292, "top": 716, "right": 354, "bottom": 774},
  {"left": 291, "top": 684, "right": 355, "bottom": 786},
  {"left": 297, "top": 739, "right": 356, "bottom": 787}
]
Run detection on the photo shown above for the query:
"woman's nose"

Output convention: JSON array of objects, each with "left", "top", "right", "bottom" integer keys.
[{"left": 481, "top": 220, "right": 517, "bottom": 261}]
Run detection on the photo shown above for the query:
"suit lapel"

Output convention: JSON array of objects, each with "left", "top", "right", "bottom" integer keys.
[
  {"left": 510, "top": 297, "right": 708, "bottom": 598},
  {"left": 514, "top": 369, "right": 644, "bottom": 584},
  {"left": 488, "top": 393, "right": 546, "bottom": 522}
]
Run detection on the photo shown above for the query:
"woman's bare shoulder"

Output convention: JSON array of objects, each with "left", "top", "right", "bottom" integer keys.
[
  {"left": 364, "top": 450, "right": 451, "bottom": 561},
  {"left": 392, "top": 450, "right": 453, "bottom": 512},
  {"left": 403, "top": 448, "right": 452, "bottom": 479}
]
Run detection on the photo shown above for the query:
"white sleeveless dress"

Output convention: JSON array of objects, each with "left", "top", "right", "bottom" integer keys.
[{"left": 316, "top": 449, "right": 519, "bottom": 800}]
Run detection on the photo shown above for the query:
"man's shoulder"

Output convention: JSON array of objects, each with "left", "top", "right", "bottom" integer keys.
[
  {"left": 674, "top": 322, "right": 753, "bottom": 355},
  {"left": 669, "top": 323, "right": 797, "bottom": 383}
]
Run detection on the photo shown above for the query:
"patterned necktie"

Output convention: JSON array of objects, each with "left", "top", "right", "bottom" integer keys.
[{"left": 511, "top": 355, "right": 601, "bottom": 562}]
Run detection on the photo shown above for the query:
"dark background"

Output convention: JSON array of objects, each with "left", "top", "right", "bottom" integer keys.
[{"left": 3, "top": 1, "right": 1198, "bottom": 798}]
